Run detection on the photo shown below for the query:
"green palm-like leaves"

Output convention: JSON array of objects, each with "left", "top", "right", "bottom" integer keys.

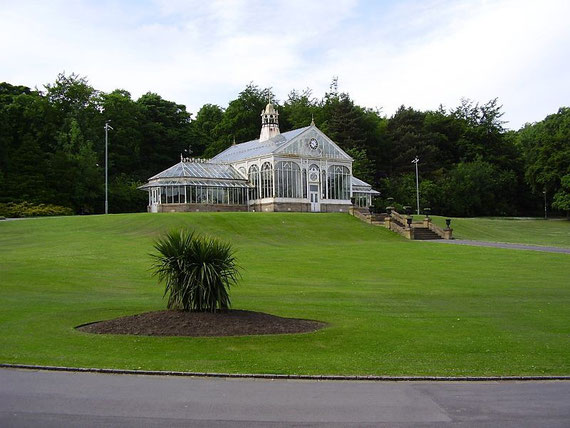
[{"left": 151, "top": 230, "right": 240, "bottom": 312}]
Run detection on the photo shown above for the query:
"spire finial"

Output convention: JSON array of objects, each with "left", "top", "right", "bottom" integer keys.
[
  {"left": 180, "top": 153, "right": 183, "bottom": 162},
  {"left": 232, "top": 136, "right": 236, "bottom": 146},
  {"left": 310, "top": 113, "right": 315, "bottom": 126}
]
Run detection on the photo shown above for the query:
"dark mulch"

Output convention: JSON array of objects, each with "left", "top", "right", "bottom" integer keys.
[{"left": 77, "top": 310, "right": 327, "bottom": 337}]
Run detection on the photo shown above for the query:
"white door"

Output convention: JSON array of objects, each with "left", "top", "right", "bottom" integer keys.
[
  {"left": 310, "top": 185, "right": 320, "bottom": 212},
  {"left": 150, "top": 188, "right": 159, "bottom": 213}
]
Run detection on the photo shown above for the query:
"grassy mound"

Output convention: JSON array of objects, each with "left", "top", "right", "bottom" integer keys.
[{"left": 0, "top": 212, "right": 568, "bottom": 376}]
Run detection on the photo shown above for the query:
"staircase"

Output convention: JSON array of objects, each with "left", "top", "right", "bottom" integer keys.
[
  {"left": 411, "top": 227, "right": 442, "bottom": 240},
  {"left": 349, "top": 207, "right": 453, "bottom": 241}
]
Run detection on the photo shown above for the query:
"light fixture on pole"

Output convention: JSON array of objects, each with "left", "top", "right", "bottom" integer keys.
[
  {"left": 543, "top": 189, "right": 547, "bottom": 220},
  {"left": 412, "top": 156, "right": 420, "bottom": 215},
  {"left": 104, "top": 121, "right": 113, "bottom": 214}
]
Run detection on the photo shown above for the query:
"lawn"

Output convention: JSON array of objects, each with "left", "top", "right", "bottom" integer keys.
[
  {"left": 415, "top": 215, "right": 570, "bottom": 248},
  {"left": 0, "top": 213, "right": 569, "bottom": 376}
]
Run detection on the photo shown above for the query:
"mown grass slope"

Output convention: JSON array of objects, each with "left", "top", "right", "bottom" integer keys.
[
  {"left": 0, "top": 213, "right": 568, "bottom": 376},
  {"left": 425, "top": 215, "right": 570, "bottom": 247}
]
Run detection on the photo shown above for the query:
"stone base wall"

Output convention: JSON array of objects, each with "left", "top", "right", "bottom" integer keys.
[
  {"left": 151, "top": 203, "right": 248, "bottom": 213},
  {"left": 320, "top": 203, "right": 351, "bottom": 213},
  {"left": 251, "top": 202, "right": 310, "bottom": 212},
  {"left": 250, "top": 202, "right": 350, "bottom": 213},
  {"left": 150, "top": 202, "right": 352, "bottom": 213}
]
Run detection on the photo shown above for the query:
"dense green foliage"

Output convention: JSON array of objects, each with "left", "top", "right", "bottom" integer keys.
[
  {"left": 152, "top": 230, "right": 239, "bottom": 312},
  {"left": 0, "top": 202, "right": 73, "bottom": 218},
  {"left": 0, "top": 213, "right": 568, "bottom": 375},
  {"left": 1, "top": 74, "right": 568, "bottom": 216}
]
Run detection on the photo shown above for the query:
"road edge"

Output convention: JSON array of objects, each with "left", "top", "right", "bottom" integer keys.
[{"left": 2, "top": 363, "right": 569, "bottom": 382}]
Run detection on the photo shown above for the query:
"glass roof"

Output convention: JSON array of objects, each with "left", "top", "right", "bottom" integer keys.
[
  {"left": 351, "top": 176, "right": 380, "bottom": 194},
  {"left": 149, "top": 161, "right": 246, "bottom": 181},
  {"left": 140, "top": 178, "right": 252, "bottom": 189},
  {"left": 211, "top": 126, "right": 310, "bottom": 163}
]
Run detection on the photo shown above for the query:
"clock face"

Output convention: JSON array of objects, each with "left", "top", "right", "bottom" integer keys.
[{"left": 309, "top": 138, "right": 318, "bottom": 150}]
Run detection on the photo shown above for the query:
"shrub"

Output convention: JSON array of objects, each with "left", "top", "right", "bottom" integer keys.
[
  {"left": 0, "top": 202, "right": 73, "bottom": 218},
  {"left": 151, "top": 230, "right": 240, "bottom": 312}
]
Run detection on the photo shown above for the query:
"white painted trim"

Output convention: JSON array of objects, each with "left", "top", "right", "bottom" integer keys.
[{"left": 274, "top": 126, "right": 353, "bottom": 161}]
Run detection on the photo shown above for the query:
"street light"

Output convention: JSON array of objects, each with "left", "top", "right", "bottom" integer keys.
[
  {"left": 543, "top": 189, "right": 547, "bottom": 220},
  {"left": 104, "top": 121, "right": 113, "bottom": 214},
  {"left": 412, "top": 156, "right": 420, "bottom": 215}
]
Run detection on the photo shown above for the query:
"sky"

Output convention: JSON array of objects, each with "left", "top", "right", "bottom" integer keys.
[{"left": 1, "top": 0, "right": 569, "bottom": 129}]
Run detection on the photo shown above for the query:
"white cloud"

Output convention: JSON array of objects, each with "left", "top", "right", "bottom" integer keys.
[
  {"left": 0, "top": 0, "right": 568, "bottom": 128},
  {"left": 322, "top": 0, "right": 570, "bottom": 127}
]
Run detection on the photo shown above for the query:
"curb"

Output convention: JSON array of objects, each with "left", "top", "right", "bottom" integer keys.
[{"left": 2, "top": 364, "right": 569, "bottom": 382}]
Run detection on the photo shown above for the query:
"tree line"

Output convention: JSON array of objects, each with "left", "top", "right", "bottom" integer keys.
[{"left": 0, "top": 73, "right": 568, "bottom": 217}]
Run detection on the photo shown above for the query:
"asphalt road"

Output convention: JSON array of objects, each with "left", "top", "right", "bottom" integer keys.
[{"left": 1, "top": 369, "right": 569, "bottom": 427}]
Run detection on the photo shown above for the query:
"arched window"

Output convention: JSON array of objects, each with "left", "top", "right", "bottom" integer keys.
[
  {"left": 261, "top": 162, "right": 273, "bottom": 198},
  {"left": 248, "top": 165, "right": 259, "bottom": 200},
  {"left": 327, "top": 165, "right": 350, "bottom": 200},
  {"left": 238, "top": 167, "right": 247, "bottom": 178},
  {"left": 276, "top": 161, "right": 302, "bottom": 198}
]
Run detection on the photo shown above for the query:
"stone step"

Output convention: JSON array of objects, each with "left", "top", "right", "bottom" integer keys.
[{"left": 413, "top": 228, "right": 442, "bottom": 240}]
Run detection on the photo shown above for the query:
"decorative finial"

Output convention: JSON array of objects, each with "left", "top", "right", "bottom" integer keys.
[
  {"left": 232, "top": 136, "right": 236, "bottom": 146},
  {"left": 311, "top": 113, "right": 315, "bottom": 126},
  {"left": 180, "top": 153, "right": 183, "bottom": 162}
]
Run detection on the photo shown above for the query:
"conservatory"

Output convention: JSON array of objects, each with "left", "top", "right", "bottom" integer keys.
[
  {"left": 140, "top": 159, "right": 250, "bottom": 212},
  {"left": 351, "top": 176, "right": 380, "bottom": 208},
  {"left": 141, "top": 102, "right": 379, "bottom": 212}
]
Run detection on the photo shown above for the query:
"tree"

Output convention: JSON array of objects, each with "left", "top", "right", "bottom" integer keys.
[
  {"left": 42, "top": 73, "right": 105, "bottom": 212},
  {"left": 151, "top": 230, "right": 240, "bottom": 312},
  {"left": 519, "top": 107, "right": 570, "bottom": 213},
  {"left": 319, "top": 78, "right": 367, "bottom": 150},
  {"left": 552, "top": 174, "right": 570, "bottom": 218},
  {"left": 346, "top": 147, "right": 374, "bottom": 184},
  {"left": 109, "top": 173, "right": 147, "bottom": 214},
  {"left": 137, "top": 92, "right": 195, "bottom": 175},
  {"left": 384, "top": 106, "right": 430, "bottom": 175},
  {"left": 192, "top": 103, "right": 224, "bottom": 156},
  {"left": 204, "top": 83, "right": 272, "bottom": 157},
  {"left": 45, "top": 72, "right": 103, "bottom": 152},
  {"left": 451, "top": 98, "right": 519, "bottom": 169},
  {"left": 280, "top": 88, "right": 318, "bottom": 131},
  {"left": 99, "top": 90, "right": 143, "bottom": 180},
  {"left": 441, "top": 159, "right": 518, "bottom": 217}
]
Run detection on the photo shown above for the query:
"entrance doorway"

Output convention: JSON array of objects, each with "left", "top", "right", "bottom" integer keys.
[
  {"left": 310, "top": 185, "right": 320, "bottom": 212},
  {"left": 150, "top": 188, "right": 159, "bottom": 213}
]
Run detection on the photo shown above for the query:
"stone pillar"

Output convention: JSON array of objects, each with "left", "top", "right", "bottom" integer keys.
[{"left": 443, "top": 228, "right": 453, "bottom": 240}]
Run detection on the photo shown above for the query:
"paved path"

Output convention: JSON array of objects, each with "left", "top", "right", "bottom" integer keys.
[
  {"left": 1, "top": 369, "right": 569, "bottom": 427},
  {"left": 426, "top": 239, "right": 570, "bottom": 254}
]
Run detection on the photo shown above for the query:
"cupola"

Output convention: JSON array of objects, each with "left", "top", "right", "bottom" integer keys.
[{"left": 259, "top": 102, "right": 280, "bottom": 142}]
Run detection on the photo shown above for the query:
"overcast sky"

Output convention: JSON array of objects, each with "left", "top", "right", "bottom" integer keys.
[{"left": 2, "top": 0, "right": 569, "bottom": 129}]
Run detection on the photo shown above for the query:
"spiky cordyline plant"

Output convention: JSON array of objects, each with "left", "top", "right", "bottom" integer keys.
[{"left": 151, "top": 229, "right": 240, "bottom": 312}]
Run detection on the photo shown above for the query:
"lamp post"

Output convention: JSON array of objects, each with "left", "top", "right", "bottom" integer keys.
[
  {"left": 412, "top": 156, "right": 420, "bottom": 215},
  {"left": 543, "top": 189, "right": 547, "bottom": 220},
  {"left": 104, "top": 121, "right": 113, "bottom": 214}
]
